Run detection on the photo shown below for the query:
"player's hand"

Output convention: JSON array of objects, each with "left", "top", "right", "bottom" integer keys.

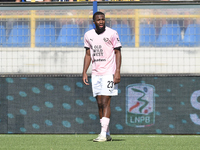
[
  {"left": 114, "top": 71, "right": 120, "bottom": 84},
  {"left": 82, "top": 73, "right": 89, "bottom": 85}
]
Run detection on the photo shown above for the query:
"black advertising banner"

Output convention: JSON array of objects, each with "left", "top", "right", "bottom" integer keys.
[{"left": 1, "top": 76, "right": 200, "bottom": 134}]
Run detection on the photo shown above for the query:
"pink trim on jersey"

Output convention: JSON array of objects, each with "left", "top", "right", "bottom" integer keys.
[{"left": 84, "top": 27, "right": 122, "bottom": 75}]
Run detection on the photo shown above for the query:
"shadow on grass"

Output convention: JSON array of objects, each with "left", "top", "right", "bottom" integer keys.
[{"left": 87, "top": 139, "right": 125, "bottom": 142}]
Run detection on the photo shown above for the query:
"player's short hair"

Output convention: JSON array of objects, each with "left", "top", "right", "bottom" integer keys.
[{"left": 93, "top": 11, "right": 105, "bottom": 21}]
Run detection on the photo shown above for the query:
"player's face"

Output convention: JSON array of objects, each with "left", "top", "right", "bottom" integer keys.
[{"left": 93, "top": 14, "right": 105, "bottom": 30}]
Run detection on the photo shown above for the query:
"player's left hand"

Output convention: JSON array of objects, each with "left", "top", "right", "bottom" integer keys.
[{"left": 114, "top": 72, "right": 120, "bottom": 84}]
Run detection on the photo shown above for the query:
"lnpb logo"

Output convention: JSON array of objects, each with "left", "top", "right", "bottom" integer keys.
[{"left": 126, "top": 83, "right": 155, "bottom": 127}]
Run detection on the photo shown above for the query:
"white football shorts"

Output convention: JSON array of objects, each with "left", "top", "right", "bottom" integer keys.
[{"left": 91, "top": 74, "right": 118, "bottom": 97}]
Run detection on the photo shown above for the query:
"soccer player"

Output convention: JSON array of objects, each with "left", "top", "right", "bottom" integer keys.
[{"left": 82, "top": 11, "right": 122, "bottom": 142}]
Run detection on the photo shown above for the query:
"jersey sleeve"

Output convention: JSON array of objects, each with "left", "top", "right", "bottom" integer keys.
[
  {"left": 84, "top": 32, "right": 91, "bottom": 49},
  {"left": 111, "top": 31, "right": 122, "bottom": 48}
]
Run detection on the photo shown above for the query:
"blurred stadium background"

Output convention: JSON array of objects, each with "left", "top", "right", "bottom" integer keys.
[{"left": 0, "top": 1, "right": 200, "bottom": 135}]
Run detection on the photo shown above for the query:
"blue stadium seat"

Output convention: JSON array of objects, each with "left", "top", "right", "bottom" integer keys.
[
  {"left": 0, "top": 25, "right": 6, "bottom": 46},
  {"left": 139, "top": 24, "right": 156, "bottom": 47},
  {"left": 155, "top": 24, "right": 181, "bottom": 47},
  {"left": 56, "top": 24, "right": 82, "bottom": 47},
  {"left": 35, "top": 21, "right": 55, "bottom": 47},
  {"left": 180, "top": 24, "right": 200, "bottom": 47},
  {"left": 85, "top": 24, "right": 94, "bottom": 33},
  {"left": 112, "top": 24, "right": 133, "bottom": 47},
  {"left": 6, "top": 22, "right": 30, "bottom": 47}
]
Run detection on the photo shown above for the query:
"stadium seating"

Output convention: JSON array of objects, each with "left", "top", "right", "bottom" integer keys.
[
  {"left": 35, "top": 21, "right": 56, "bottom": 47},
  {"left": 6, "top": 22, "right": 30, "bottom": 47},
  {"left": 155, "top": 24, "right": 181, "bottom": 47},
  {"left": 139, "top": 24, "right": 156, "bottom": 47},
  {"left": 112, "top": 24, "right": 133, "bottom": 47},
  {"left": 56, "top": 24, "right": 82, "bottom": 47},
  {"left": 2, "top": 22, "right": 197, "bottom": 48},
  {"left": 180, "top": 24, "right": 200, "bottom": 47},
  {"left": 0, "top": 25, "right": 6, "bottom": 46}
]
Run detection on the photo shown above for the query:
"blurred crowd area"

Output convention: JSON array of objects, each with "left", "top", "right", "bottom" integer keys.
[
  {"left": 0, "top": 5, "right": 199, "bottom": 47},
  {"left": 0, "top": 8, "right": 198, "bottom": 37}
]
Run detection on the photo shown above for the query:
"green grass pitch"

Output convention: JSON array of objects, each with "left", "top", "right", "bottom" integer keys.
[{"left": 0, "top": 134, "right": 199, "bottom": 150}]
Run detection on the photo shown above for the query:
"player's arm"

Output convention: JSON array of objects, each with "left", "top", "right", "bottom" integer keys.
[
  {"left": 82, "top": 48, "right": 91, "bottom": 85},
  {"left": 114, "top": 47, "right": 121, "bottom": 84}
]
